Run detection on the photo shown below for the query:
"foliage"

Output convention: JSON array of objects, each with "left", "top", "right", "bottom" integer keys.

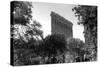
[
  {"left": 67, "top": 38, "right": 86, "bottom": 62},
  {"left": 12, "top": 21, "right": 43, "bottom": 65},
  {"left": 38, "top": 34, "right": 67, "bottom": 63},
  {"left": 72, "top": 5, "right": 97, "bottom": 61},
  {"left": 11, "top": 1, "right": 44, "bottom": 65},
  {"left": 42, "top": 34, "right": 67, "bottom": 56},
  {"left": 11, "top": 1, "right": 43, "bottom": 49},
  {"left": 11, "top": 1, "right": 33, "bottom": 25}
]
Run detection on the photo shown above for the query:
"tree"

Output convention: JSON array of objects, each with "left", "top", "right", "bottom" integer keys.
[
  {"left": 11, "top": 1, "right": 33, "bottom": 25},
  {"left": 67, "top": 38, "right": 86, "bottom": 62},
  {"left": 39, "top": 34, "right": 67, "bottom": 64},
  {"left": 72, "top": 5, "right": 97, "bottom": 61},
  {"left": 11, "top": 1, "right": 43, "bottom": 41},
  {"left": 11, "top": 1, "right": 43, "bottom": 65},
  {"left": 12, "top": 22, "right": 43, "bottom": 65}
]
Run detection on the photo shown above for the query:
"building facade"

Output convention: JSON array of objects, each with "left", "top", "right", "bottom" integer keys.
[{"left": 51, "top": 11, "right": 73, "bottom": 39}]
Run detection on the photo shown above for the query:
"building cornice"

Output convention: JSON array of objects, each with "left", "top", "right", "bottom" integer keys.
[{"left": 50, "top": 11, "right": 73, "bottom": 27}]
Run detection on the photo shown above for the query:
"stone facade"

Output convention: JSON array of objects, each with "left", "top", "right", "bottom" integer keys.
[{"left": 50, "top": 11, "right": 73, "bottom": 39}]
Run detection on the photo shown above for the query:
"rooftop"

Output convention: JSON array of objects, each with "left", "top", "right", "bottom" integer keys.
[{"left": 50, "top": 11, "right": 73, "bottom": 27}]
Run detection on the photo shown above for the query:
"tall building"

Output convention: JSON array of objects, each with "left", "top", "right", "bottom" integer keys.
[{"left": 50, "top": 11, "right": 73, "bottom": 39}]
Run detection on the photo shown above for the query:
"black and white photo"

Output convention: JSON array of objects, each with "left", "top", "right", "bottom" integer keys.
[{"left": 10, "top": 1, "right": 97, "bottom": 66}]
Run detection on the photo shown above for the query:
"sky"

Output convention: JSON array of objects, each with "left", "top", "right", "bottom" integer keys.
[{"left": 32, "top": 2, "right": 85, "bottom": 41}]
